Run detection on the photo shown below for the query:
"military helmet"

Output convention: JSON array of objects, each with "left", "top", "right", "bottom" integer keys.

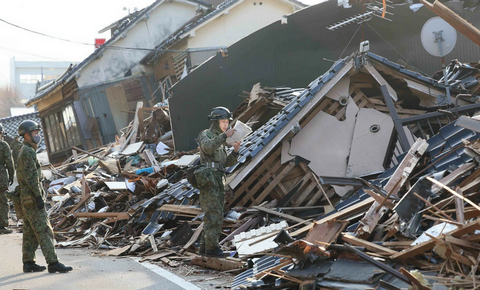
[
  {"left": 18, "top": 120, "right": 41, "bottom": 137},
  {"left": 0, "top": 123, "right": 3, "bottom": 133},
  {"left": 208, "top": 106, "right": 233, "bottom": 121}
]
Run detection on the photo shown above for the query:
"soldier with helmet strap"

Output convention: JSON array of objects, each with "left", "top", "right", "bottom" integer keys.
[
  {"left": 16, "top": 120, "right": 73, "bottom": 273},
  {"left": 0, "top": 123, "right": 14, "bottom": 234},
  {"left": 195, "top": 107, "right": 241, "bottom": 257}
]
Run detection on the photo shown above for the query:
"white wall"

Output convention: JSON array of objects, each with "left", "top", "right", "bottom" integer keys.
[
  {"left": 186, "top": 0, "right": 296, "bottom": 48},
  {"left": 77, "top": 1, "right": 201, "bottom": 87}
]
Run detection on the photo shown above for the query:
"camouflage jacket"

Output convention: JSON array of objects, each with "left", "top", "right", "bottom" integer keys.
[
  {"left": 0, "top": 140, "right": 14, "bottom": 189},
  {"left": 11, "top": 140, "right": 23, "bottom": 162},
  {"left": 198, "top": 124, "right": 239, "bottom": 169},
  {"left": 17, "top": 141, "right": 43, "bottom": 198}
]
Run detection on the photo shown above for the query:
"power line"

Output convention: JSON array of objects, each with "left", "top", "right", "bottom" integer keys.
[
  {"left": 0, "top": 18, "right": 92, "bottom": 46},
  {"left": 0, "top": 17, "right": 223, "bottom": 54}
]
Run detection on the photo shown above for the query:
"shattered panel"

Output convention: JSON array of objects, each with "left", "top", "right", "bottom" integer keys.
[
  {"left": 281, "top": 96, "right": 359, "bottom": 177},
  {"left": 347, "top": 108, "right": 394, "bottom": 177}
]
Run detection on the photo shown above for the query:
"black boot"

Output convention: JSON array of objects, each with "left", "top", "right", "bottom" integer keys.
[
  {"left": 205, "top": 247, "right": 228, "bottom": 258},
  {"left": 23, "top": 262, "right": 46, "bottom": 273},
  {"left": 48, "top": 262, "right": 73, "bottom": 273}
]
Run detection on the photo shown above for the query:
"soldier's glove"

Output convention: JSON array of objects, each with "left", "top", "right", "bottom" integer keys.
[
  {"left": 9, "top": 178, "right": 13, "bottom": 186},
  {"left": 36, "top": 196, "right": 45, "bottom": 210}
]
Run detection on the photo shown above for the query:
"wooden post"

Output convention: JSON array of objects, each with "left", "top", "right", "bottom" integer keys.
[
  {"left": 455, "top": 187, "right": 465, "bottom": 224},
  {"left": 129, "top": 102, "right": 144, "bottom": 145}
]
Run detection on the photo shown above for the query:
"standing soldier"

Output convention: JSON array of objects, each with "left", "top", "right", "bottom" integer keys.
[
  {"left": 0, "top": 123, "right": 14, "bottom": 234},
  {"left": 196, "top": 107, "right": 241, "bottom": 257},
  {"left": 17, "top": 120, "right": 73, "bottom": 273},
  {"left": 11, "top": 135, "right": 23, "bottom": 167}
]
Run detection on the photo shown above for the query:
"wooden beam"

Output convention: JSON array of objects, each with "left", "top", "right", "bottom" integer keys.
[
  {"left": 252, "top": 206, "right": 306, "bottom": 224},
  {"left": 290, "top": 197, "right": 375, "bottom": 237},
  {"left": 158, "top": 204, "right": 203, "bottom": 216},
  {"left": 73, "top": 212, "right": 129, "bottom": 220},
  {"left": 129, "top": 101, "right": 144, "bottom": 145},
  {"left": 254, "top": 161, "right": 296, "bottom": 205},
  {"left": 427, "top": 177, "right": 480, "bottom": 213},
  {"left": 341, "top": 234, "right": 397, "bottom": 255},
  {"left": 420, "top": 0, "right": 480, "bottom": 47}
]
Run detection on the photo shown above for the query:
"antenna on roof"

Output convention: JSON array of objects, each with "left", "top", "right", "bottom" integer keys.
[
  {"left": 327, "top": 0, "right": 394, "bottom": 31},
  {"left": 420, "top": 16, "right": 457, "bottom": 106}
]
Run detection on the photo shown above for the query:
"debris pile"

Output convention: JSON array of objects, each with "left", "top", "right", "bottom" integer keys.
[{"left": 8, "top": 52, "right": 480, "bottom": 289}]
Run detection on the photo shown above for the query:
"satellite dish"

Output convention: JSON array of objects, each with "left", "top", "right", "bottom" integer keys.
[{"left": 421, "top": 17, "right": 457, "bottom": 57}]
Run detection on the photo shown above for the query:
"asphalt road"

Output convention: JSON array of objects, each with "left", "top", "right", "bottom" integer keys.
[{"left": 0, "top": 232, "right": 201, "bottom": 290}]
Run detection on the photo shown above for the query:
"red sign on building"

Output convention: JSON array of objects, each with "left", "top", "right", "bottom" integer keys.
[{"left": 95, "top": 38, "right": 106, "bottom": 49}]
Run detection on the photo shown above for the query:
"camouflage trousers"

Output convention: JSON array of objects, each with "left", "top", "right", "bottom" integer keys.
[
  {"left": 0, "top": 187, "right": 8, "bottom": 227},
  {"left": 199, "top": 173, "right": 225, "bottom": 251},
  {"left": 20, "top": 193, "right": 58, "bottom": 264}
]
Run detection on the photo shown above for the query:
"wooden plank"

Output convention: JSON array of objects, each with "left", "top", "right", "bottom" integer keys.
[
  {"left": 399, "top": 268, "right": 429, "bottom": 290},
  {"left": 305, "top": 220, "right": 348, "bottom": 244},
  {"left": 341, "top": 234, "right": 397, "bottom": 255},
  {"left": 238, "top": 156, "right": 284, "bottom": 207},
  {"left": 292, "top": 180, "right": 317, "bottom": 207},
  {"left": 158, "top": 204, "right": 203, "bottom": 216},
  {"left": 356, "top": 139, "right": 428, "bottom": 239},
  {"left": 427, "top": 177, "right": 480, "bottom": 213},
  {"left": 445, "top": 235, "right": 480, "bottom": 251},
  {"left": 391, "top": 219, "right": 480, "bottom": 260},
  {"left": 191, "top": 256, "right": 244, "bottom": 271},
  {"left": 254, "top": 161, "right": 296, "bottom": 205},
  {"left": 432, "top": 163, "right": 475, "bottom": 193},
  {"left": 252, "top": 206, "right": 306, "bottom": 224},
  {"left": 73, "top": 212, "right": 129, "bottom": 220},
  {"left": 290, "top": 197, "right": 375, "bottom": 237},
  {"left": 55, "top": 194, "right": 91, "bottom": 230},
  {"left": 180, "top": 222, "right": 203, "bottom": 255},
  {"left": 129, "top": 101, "right": 144, "bottom": 145},
  {"left": 228, "top": 149, "right": 281, "bottom": 207},
  {"left": 455, "top": 188, "right": 465, "bottom": 224}
]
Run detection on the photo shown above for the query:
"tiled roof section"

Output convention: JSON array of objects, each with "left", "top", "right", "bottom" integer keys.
[
  {"left": 0, "top": 112, "right": 45, "bottom": 147},
  {"left": 366, "top": 52, "right": 443, "bottom": 88},
  {"left": 27, "top": 0, "right": 212, "bottom": 106},
  {"left": 226, "top": 58, "right": 349, "bottom": 173}
]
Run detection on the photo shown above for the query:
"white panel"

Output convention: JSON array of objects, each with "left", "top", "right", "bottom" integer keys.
[
  {"left": 281, "top": 97, "right": 359, "bottom": 177},
  {"left": 347, "top": 108, "right": 394, "bottom": 177}
]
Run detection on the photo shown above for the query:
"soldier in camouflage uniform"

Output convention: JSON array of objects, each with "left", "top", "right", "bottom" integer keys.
[
  {"left": 11, "top": 135, "right": 23, "bottom": 167},
  {"left": 0, "top": 123, "right": 14, "bottom": 234},
  {"left": 196, "top": 107, "right": 241, "bottom": 258},
  {"left": 17, "top": 120, "right": 73, "bottom": 273}
]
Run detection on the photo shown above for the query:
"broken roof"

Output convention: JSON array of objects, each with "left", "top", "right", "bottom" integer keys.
[
  {"left": 227, "top": 51, "right": 470, "bottom": 189},
  {"left": 26, "top": 0, "right": 212, "bottom": 108}
]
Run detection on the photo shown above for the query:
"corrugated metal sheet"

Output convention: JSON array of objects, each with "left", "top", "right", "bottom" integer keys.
[{"left": 170, "top": 0, "right": 480, "bottom": 151}]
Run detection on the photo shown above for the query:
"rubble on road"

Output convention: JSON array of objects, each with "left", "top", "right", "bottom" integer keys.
[{"left": 7, "top": 52, "right": 480, "bottom": 290}]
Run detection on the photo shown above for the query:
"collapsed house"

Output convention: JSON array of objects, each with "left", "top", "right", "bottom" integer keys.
[{"left": 7, "top": 49, "right": 480, "bottom": 289}]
